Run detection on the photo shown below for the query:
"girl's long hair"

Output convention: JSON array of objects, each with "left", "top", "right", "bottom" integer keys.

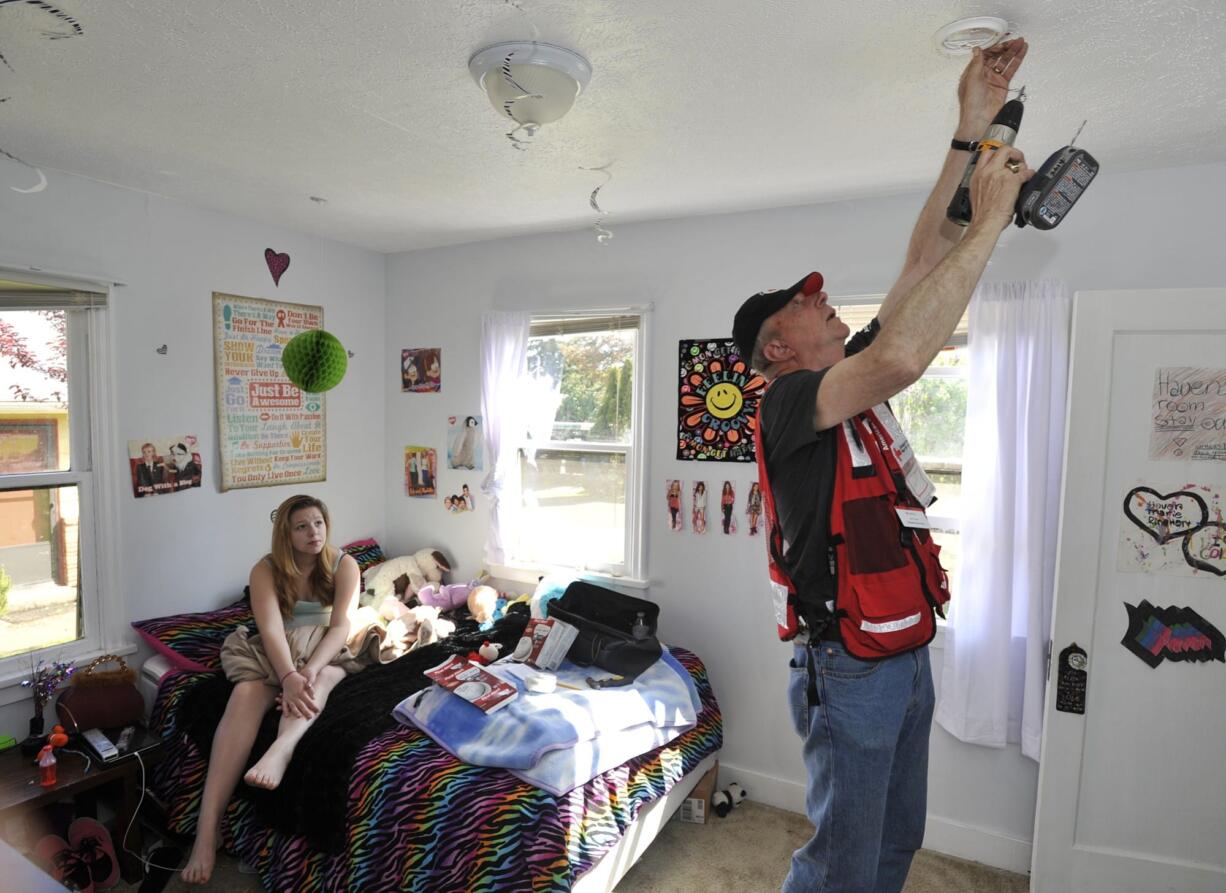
[{"left": 267, "top": 494, "right": 339, "bottom": 617}]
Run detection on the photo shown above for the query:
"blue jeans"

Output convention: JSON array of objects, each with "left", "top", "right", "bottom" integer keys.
[{"left": 782, "top": 642, "right": 935, "bottom": 893}]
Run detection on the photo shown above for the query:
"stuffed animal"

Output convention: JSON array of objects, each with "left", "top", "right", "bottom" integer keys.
[
  {"left": 467, "top": 585, "right": 499, "bottom": 624},
  {"left": 371, "top": 596, "right": 456, "bottom": 649},
  {"left": 417, "top": 571, "right": 491, "bottom": 613},
  {"left": 711, "top": 782, "right": 747, "bottom": 818},
  {"left": 365, "top": 549, "right": 452, "bottom": 602},
  {"left": 466, "top": 641, "right": 502, "bottom": 665}
]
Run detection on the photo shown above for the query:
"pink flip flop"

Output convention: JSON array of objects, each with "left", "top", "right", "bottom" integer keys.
[
  {"left": 34, "top": 833, "right": 94, "bottom": 892},
  {"left": 67, "top": 816, "right": 120, "bottom": 890}
]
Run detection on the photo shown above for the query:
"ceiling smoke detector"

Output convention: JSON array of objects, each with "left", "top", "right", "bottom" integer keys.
[
  {"left": 934, "top": 16, "right": 1010, "bottom": 55},
  {"left": 468, "top": 41, "right": 592, "bottom": 134}
]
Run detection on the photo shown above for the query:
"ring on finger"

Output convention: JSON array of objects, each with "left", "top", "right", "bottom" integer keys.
[{"left": 1006, "top": 160, "right": 1020, "bottom": 173}]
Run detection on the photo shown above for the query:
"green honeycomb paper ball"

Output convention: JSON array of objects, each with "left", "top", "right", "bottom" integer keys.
[{"left": 282, "top": 329, "right": 348, "bottom": 393}]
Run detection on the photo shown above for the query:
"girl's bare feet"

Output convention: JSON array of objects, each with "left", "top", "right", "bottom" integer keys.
[
  {"left": 243, "top": 740, "right": 294, "bottom": 790},
  {"left": 181, "top": 833, "right": 218, "bottom": 885}
]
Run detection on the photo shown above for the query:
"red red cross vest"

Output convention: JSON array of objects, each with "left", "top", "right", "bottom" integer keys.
[{"left": 754, "top": 398, "right": 950, "bottom": 659}]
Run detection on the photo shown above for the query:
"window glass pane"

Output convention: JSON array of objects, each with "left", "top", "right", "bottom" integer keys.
[
  {"left": 514, "top": 449, "right": 625, "bottom": 570},
  {"left": 0, "top": 485, "right": 82, "bottom": 659},
  {"left": 0, "top": 309, "right": 69, "bottom": 473},
  {"left": 892, "top": 361, "right": 967, "bottom": 468},
  {"left": 926, "top": 470, "right": 963, "bottom": 528},
  {"left": 526, "top": 329, "right": 635, "bottom": 444}
]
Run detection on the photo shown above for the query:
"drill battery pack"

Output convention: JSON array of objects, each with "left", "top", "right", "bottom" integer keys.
[{"left": 1015, "top": 145, "right": 1099, "bottom": 230}]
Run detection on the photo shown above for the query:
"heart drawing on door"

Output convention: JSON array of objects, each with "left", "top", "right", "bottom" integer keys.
[
  {"left": 1181, "top": 522, "right": 1226, "bottom": 576},
  {"left": 1122, "top": 486, "right": 1208, "bottom": 544}
]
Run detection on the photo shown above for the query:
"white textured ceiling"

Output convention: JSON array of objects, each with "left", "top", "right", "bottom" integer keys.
[{"left": 1, "top": 0, "right": 1224, "bottom": 252}]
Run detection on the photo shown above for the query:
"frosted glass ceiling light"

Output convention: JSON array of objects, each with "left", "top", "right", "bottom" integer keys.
[
  {"left": 469, "top": 41, "right": 592, "bottom": 137},
  {"left": 934, "top": 16, "right": 1010, "bottom": 55}
]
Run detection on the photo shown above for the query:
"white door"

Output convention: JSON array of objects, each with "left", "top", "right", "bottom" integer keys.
[{"left": 1032, "top": 288, "right": 1226, "bottom": 892}]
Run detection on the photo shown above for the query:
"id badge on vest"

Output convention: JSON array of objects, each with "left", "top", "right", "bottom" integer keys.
[{"left": 870, "top": 403, "right": 936, "bottom": 508}]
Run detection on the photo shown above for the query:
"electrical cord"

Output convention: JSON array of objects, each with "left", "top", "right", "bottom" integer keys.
[{"left": 119, "top": 750, "right": 186, "bottom": 875}]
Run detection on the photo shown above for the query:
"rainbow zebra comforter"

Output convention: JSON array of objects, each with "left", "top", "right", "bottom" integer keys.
[{"left": 150, "top": 647, "right": 721, "bottom": 892}]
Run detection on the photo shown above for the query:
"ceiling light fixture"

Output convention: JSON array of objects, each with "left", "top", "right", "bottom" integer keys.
[
  {"left": 468, "top": 41, "right": 592, "bottom": 140},
  {"left": 934, "top": 16, "right": 1010, "bottom": 55}
]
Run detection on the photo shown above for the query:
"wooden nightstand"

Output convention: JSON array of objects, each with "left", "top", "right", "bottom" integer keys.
[{"left": 0, "top": 727, "right": 165, "bottom": 883}]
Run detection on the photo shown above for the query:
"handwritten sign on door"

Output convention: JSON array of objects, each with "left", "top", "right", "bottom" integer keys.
[{"left": 1150, "top": 367, "right": 1226, "bottom": 461}]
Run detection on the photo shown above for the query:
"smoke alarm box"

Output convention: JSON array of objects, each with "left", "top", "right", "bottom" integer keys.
[{"left": 678, "top": 761, "right": 719, "bottom": 824}]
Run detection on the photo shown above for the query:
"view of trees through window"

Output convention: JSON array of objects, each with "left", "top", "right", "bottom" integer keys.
[
  {"left": 527, "top": 330, "right": 635, "bottom": 442},
  {"left": 892, "top": 348, "right": 967, "bottom": 468}
]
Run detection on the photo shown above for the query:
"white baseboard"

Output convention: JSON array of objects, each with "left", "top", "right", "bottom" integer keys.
[
  {"left": 717, "top": 762, "right": 1032, "bottom": 876},
  {"left": 922, "top": 814, "right": 1032, "bottom": 875}
]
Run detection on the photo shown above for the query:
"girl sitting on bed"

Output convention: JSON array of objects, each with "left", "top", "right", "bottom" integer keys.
[{"left": 183, "top": 494, "right": 362, "bottom": 885}]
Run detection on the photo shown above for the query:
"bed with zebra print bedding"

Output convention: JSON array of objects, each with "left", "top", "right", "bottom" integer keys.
[{"left": 148, "top": 614, "right": 722, "bottom": 893}]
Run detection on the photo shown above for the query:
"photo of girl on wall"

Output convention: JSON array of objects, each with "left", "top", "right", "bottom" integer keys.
[
  {"left": 746, "top": 481, "right": 763, "bottom": 536},
  {"left": 691, "top": 481, "right": 708, "bottom": 534},
  {"left": 405, "top": 446, "right": 437, "bottom": 497},
  {"left": 666, "top": 479, "right": 683, "bottom": 532},
  {"left": 721, "top": 481, "right": 737, "bottom": 534},
  {"left": 402, "top": 348, "right": 441, "bottom": 393}
]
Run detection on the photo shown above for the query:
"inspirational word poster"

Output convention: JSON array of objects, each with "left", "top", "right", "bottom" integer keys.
[
  {"left": 677, "top": 339, "right": 765, "bottom": 462},
  {"left": 1117, "top": 483, "right": 1226, "bottom": 578},
  {"left": 1149, "top": 367, "right": 1226, "bottom": 461},
  {"left": 213, "top": 292, "right": 325, "bottom": 491}
]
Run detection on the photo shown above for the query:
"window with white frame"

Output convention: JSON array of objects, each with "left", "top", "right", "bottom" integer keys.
[
  {"left": 831, "top": 298, "right": 969, "bottom": 593},
  {"left": 503, "top": 311, "right": 646, "bottom": 580},
  {"left": 0, "top": 272, "right": 115, "bottom": 678}
]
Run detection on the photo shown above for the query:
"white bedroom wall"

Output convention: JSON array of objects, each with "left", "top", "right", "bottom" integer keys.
[
  {"left": 0, "top": 165, "right": 387, "bottom": 739},
  {"left": 384, "top": 159, "right": 1226, "bottom": 873}
]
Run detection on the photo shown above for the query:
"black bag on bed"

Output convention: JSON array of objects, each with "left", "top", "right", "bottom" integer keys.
[{"left": 548, "top": 581, "right": 663, "bottom": 679}]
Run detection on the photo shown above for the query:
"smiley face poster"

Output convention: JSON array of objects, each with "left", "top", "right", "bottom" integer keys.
[{"left": 677, "top": 339, "right": 766, "bottom": 461}]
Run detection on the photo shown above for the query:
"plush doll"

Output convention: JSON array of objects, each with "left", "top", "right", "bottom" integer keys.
[
  {"left": 416, "top": 582, "right": 470, "bottom": 612},
  {"left": 417, "top": 571, "right": 492, "bottom": 613},
  {"left": 711, "top": 782, "right": 747, "bottom": 818},
  {"left": 408, "top": 548, "right": 450, "bottom": 593},
  {"left": 369, "top": 596, "right": 456, "bottom": 650},
  {"left": 365, "top": 549, "right": 452, "bottom": 602},
  {"left": 466, "top": 641, "right": 502, "bottom": 665},
  {"left": 467, "top": 585, "right": 499, "bottom": 624}
]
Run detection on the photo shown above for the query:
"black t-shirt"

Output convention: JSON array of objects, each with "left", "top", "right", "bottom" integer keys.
[{"left": 759, "top": 320, "right": 880, "bottom": 629}]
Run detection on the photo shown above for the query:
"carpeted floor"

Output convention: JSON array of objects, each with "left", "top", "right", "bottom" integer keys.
[{"left": 112, "top": 800, "right": 1029, "bottom": 892}]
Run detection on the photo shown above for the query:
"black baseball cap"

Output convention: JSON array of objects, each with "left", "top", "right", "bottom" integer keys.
[{"left": 732, "top": 271, "right": 824, "bottom": 365}]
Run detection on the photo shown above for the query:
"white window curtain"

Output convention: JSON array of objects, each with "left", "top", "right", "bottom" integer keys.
[
  {"left": 935, "top": 279, "right": 1071, "bottom": 762},
  {"left": 480, "top": 311, "right": 531, "bottom": 566}
]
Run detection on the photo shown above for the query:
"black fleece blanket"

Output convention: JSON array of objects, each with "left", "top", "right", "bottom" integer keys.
[{"left": 180, "top": 605, "right": 530, "bottom": 851}]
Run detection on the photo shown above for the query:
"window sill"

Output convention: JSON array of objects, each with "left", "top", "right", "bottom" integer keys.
[
  {"left": 0, "top": 641, "right": 139, "bottom": 709},
  {"left": 489, "top": 562, "right": 650, "bottom": 591}
]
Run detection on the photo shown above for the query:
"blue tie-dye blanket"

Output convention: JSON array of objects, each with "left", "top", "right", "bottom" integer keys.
[{"left": 393, "top": 648, "right": 700, "bottom": 795}]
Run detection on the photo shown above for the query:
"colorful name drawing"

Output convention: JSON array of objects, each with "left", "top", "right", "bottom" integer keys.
[
  {"left": 213, "top": 292, "right": 326, "bottom": 491},
  {"left": 1149, "top": 367, "right": 1226, "bottom": 461},
  {"left": 1120, "top": 601, "right": 1225, "bottom": 668},
  {"left": 677, "top": 339, "right": 765, "bottom": 462},
  {"left": 1117, "top": 484, "right": 1226, "bottom": 578}
]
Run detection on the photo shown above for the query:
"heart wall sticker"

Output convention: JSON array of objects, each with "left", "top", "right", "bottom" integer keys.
[
  {"left": 265, "top": 248, "right": 291, "bottom": 286},
  {"left": 1122, "top": 487, "right": 1208, "bottom": 544}
]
